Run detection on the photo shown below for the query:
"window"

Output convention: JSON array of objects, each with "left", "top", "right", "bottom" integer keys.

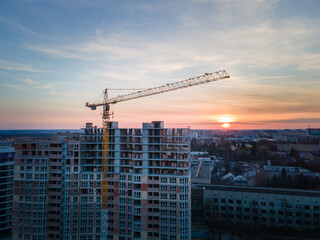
[
  {"left": 181, "top": 218, "right": 188, "bottom": 226},
  {"left": 134, "top": 176, "right": 141, "bottom": 182},
  {"left": 170, "top": 218, "right": 177, "bottom": 224},
  {"left": 169, "top": 178, "right": 176, "bottom": 183},
  {"left": 180, "top": 210, "right": 188, "bottom": 217},
  {"left": 170, "top": 210, "right": 176, "bottom": 216},
  {"left": 170, "top": 194, "right": 176, "bottom": 200},
  {"left": 160, "top": 234, "right": 167, "bottom": 240},
  {"left": 133, "top": 223, "right": 141, "bottom": 231},
  {"left": 180, "top": 202, "right": 188, "bottom": 209},
  {"left": 161, "top": 210, "right": 167, "bottom": 216},
  {"left": 134, "top": 208, "right": 141, "bottom": 214},
  {"left": 181, "top": 186, "right": 188, "bottom": 192},
  {"left": 161, "top": 193, "right": 167, "bottom": 200},
  {"left": 180, "top": 178, "right": 188, "bottom": 184},
  {"left": 161, "top": 217, "right": 167, "bottom": 224},
  {"left": 161, "top": 226, "right": 167, "bottom": 232},
  {"left": 170, "top": 202, "right": 176, "bottom": 208},
  {"left": 134, "top": 191, "right": 141, "bottom": 198},
  {"left": 180, "top": 194, "right": 188, "bottom": 201},
  {"left": 170, "top": 226, "right": 177, "bottom": 233}
]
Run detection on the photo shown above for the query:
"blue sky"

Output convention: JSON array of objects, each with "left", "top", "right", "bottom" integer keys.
[{"left": 1, "top": 0, "right": 320, "bottom": 129}]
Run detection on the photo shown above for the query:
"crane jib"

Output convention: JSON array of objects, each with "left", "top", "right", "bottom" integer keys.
[{"left": 86, "top": 70, "right": 230, "bottom": 108}]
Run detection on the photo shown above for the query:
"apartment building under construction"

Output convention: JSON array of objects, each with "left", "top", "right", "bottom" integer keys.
[{"left": 82, "top": 121, "right": 191, "bottom": 240}]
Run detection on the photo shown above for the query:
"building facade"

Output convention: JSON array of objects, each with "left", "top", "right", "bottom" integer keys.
[
  {"left": 0, "top": 142, "right": 14, "bottom": 236},
  {"left": 81, "top": 121, "right": 191, "bottom": 240},
  {"left": 13, "top": 133, "right": 80, "bottom": 240}
]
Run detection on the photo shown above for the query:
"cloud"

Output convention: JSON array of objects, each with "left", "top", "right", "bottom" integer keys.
[
  {"left": 0, "top": 13, "right": 53, "bottom": 40},
  {"left": 3, "top": 82, "right": 52, "bottom": 90},
  {"left": 35, "top": 84, "right": 51, "bottom": 89},
  {"left": 48, "top": 89, "right": 90, "bottom": 97},
  {"left": 20, "top": 78, "right": 36, "bottom": 85},
  {"left": 0, "top": 59, "right": 44, "bottom": 73},
  {"left": 3, "top": 83, "right": 25, "bottom": 90},
  {"left": 259, "top": 118, "right": 320, "bottom": 124}
]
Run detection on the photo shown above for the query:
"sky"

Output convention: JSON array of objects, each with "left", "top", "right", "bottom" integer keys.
[{"left": 0, "top": 0, "right": 320, "bottom": 130}]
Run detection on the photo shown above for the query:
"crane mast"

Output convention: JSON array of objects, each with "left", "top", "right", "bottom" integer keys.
[{"left": 86, "top": 70, "right": 230, "bottom": 240}]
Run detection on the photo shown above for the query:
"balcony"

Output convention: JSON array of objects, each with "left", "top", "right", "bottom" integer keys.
[
  {"left": 48, "top": 176, "right": 61, "bottom": 181},
  {"left": 48, "top": 191, "right": 62, "bottom": 196},
  {"left": 47, "top": 206, "right": 61, "bottom": 211},
  {"left": 48, "top": 183, "right": 61, "bottom": 188},
  {"left": 49, "top": 161, "right": 63, "bottom": 167},
  {"left": 47, "top": 221, "right": 61, "bottom": 228},
  {"left": 47, "top": 214, "right": 61, "bottom": 219}
]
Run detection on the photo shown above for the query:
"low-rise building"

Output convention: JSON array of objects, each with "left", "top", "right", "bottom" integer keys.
[
  {"left": 193, "top": 185, "right": 320, "bottom": 232},
  {"left": 191, "top": 159, "right": 211, "bottom": 184}
]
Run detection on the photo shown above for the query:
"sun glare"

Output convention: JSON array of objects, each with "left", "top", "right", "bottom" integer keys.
[
  {"left": 217, "top": 115, "right": 235, "bottom": 129},
  {"left": 219, "top": 116, "right": 233, "bottom": 123},
  {"left": 222, "top": 123, "right": 230, "bottom": 128}
]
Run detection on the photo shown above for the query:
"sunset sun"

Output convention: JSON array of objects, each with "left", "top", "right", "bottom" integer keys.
[
  {"left": 218, "top": 115, "right": 234, "bottom": 128},
  {"left": 222, "top": 123, "right": 230, "bottom": 128}
]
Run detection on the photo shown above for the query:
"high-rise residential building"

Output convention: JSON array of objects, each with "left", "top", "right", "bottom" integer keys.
[
  {"left": 13, "top": 133, "right": 80, "bottom": 240},
  {"left": 13, "top": 121, "right": 192, "bottom": 240},
  {"left": 81, "top": 121, "right": 191, "bottom": 240},
  {"left": 0, "top": 142, "right": 14, "bottom": 236}
]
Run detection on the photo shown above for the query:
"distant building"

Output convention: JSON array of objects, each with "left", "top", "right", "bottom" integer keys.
[
  {"left": 191, "top": 158, "right": 211, "bottom": 184},
  {"left": 233, "top": 175, "right": 248, "bottom": 185},
  {"left": 307, "top": 128, "right": 320, "bottom": 137},
  {"left": 0, "top": 142, "right": 14, "bottom": 236},
  {"left": 263, "top": 165, "right": 302, "bottom": 173},
  {"left": 193, "top": 185, "right": 320, "bottom": 232},
  {"left": 221, "top": 172, "right": 235, "bottom": 183},
  {"left": 277, "top": 143, "right": 319, "bottom": 153}
]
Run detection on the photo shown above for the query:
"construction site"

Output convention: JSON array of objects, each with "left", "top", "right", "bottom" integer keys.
[{"left": 11, "top": 71, "right": 230, "bottom": 240}]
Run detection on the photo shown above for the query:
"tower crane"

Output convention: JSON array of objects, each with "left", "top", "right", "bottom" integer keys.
[{"left": 85, "top": 70, "right": 230, "bottom": 240}]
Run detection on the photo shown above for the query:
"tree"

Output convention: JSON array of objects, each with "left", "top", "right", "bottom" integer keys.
[
  {"left": 236, "top": 149, "right": 249, "bottom": 162},
  {"left": 257, "top": 146, "right": 268, "bottom": 161}
]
